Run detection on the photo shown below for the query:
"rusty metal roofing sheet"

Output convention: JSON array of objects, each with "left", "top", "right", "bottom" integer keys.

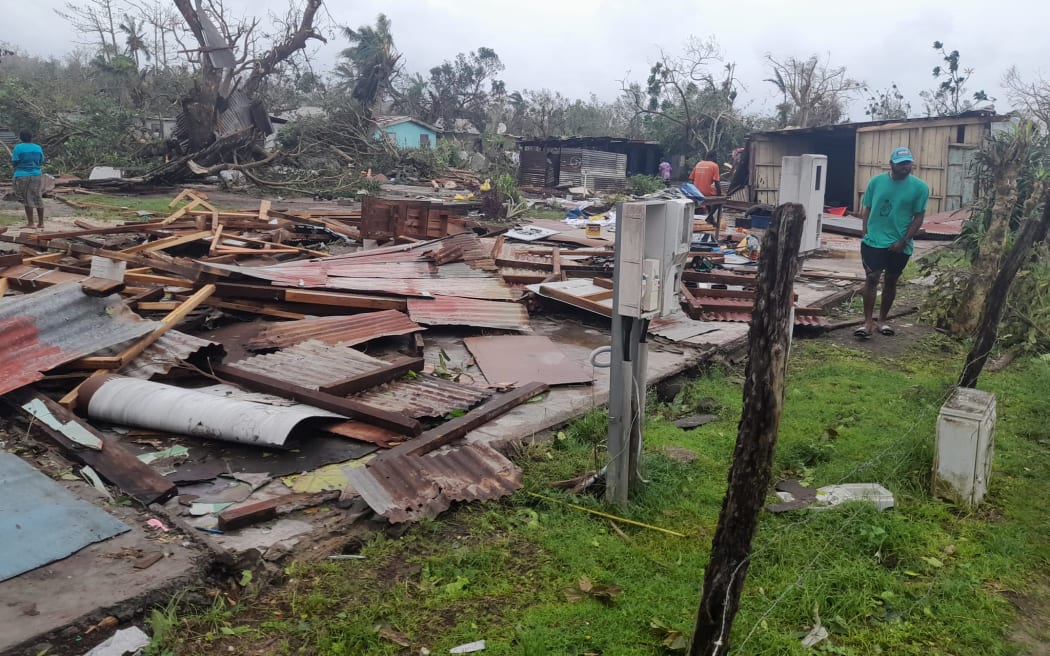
[
  {"left": 229, "top": 340, "right": 386, "bottom": 389},
  {"left": 345, "top": 442, "right": 522, "bottom": 523},
  {"left": 122, "top": 330, "right": 224, "bottom": 379},
  {"left": 464, "top": 336, "right": 592, "bottom": 386},
  {"left": 0, "top": 282, "right": 159, "bottom": 395},
  {"left": 697, "top": 311, "right": 828, "bottom": 327},
  {"left": 245, "top": 310, "right": 424, "bottom": 351},
  {"left": 323, "top": 276, "right": 520, "bottom": 301},
  {"left": 352, "top": 374, "right": 492, "bottom": 419},
  {"left": 407, "top": 297, "right": 531, "bottom": 331}
]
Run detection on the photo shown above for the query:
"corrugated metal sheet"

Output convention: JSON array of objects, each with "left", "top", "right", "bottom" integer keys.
[
  {"left": 407, "top": 297, "right": 531, "bottom": 331},
  {"left": 353, "top": 374, "right": 491, "bottom": 419},
  {"left": 346, "top": 442, "right": 522, "bottom": 523},
  {"left": 230, "top": 340, "right": 387, "bottom": 389},
  {"left": 118, "top": 330, "right": 223, "bottom": 380},
  {"left": 324, "top": 277, "right": 519, "bottom": 301},
  {"left": 79, "top": 375, "right": 339, "bottom": 448},
  {"left": 648, "top": 313, "right": 721, "bottom": 342},
  {"left": 0, "top": 282, "right": 159, "bottom": 396},
  {"left": 559, "top": 148, "right": 627, "bottom": 192},
  {"left": 697, "top": 311, "right": 828, "bottom": 327},
  {"left": 246, "top": 310, "right": 424, "bottom": 351},
  {"left": 0, "top": 452, "right": 130, "bottom": 581}
]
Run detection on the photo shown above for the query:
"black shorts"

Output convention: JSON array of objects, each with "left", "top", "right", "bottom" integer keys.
[{"left": 861, "top": 243, "right": 910, "bottom": 276}]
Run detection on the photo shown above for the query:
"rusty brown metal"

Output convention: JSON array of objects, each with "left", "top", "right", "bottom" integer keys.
[
  {"left": 230, "top": 340, "right": 388, "bottom": 388},
  {"left": 345, "top": 442, "right": 522, "bottom": 523},
  {"left": 407, "top": 297, "right": 531, "bottom": 331},
  {"left": 245, "top": 310, "right": 424, "bottom": 351},
  {"left": 0, "top": 282, "right": 158, "bottom": 395},
  {"left": 352, "top": 374, "right": 492, "bottom": 419}
]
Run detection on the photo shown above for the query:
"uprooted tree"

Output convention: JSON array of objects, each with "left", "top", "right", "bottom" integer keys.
[{"left": 169, "top": 0, "right": 326, "bottom": 159}]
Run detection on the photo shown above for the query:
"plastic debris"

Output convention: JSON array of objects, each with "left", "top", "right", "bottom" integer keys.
[
  {"left": 84, "top": 626, "right": 151, "bottom": 656},
  {"left": 137, "top": 445, "right": 190, "bottom": 464},
  {"left": 449, "top": 640, "right": 486, "bottom": 654},
  {"left": 146, "top": 518, "right": 170, "bottom": 532},
  {"left": 815, "top": 483, "right": 895, "bottom": 511}
]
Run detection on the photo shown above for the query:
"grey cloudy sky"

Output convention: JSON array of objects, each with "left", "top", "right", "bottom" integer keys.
[{"left": 6, "top": 0, "right": 1048, "bottom": 117}]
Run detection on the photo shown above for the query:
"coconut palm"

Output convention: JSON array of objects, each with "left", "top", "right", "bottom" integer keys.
[
  {"left": 336, "top": 14, "right": 401, "bottom": 114},
  {"left": 119, "top": 15, "right": 151, "bottom": 68}
]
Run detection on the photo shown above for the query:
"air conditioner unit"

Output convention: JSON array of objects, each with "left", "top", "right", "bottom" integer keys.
[{"left": 778, "top": 154, "right": 827, "bottom": 255}]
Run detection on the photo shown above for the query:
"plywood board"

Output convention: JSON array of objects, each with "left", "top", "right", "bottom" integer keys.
[{"left": 464, "top": 335, "right": 593, "bottom": 387}]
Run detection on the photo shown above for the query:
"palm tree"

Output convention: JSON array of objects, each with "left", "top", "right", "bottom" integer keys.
[
  {"left": 336, "top": 14, "right": 401, "bottom": 114},
  {"left": 118, "top": 15, "right": 151, "bottom": 68}
]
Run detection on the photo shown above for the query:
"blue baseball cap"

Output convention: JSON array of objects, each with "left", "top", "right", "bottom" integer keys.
[{"left": 890, "top": 147, "right": 914, "bottom": 164}]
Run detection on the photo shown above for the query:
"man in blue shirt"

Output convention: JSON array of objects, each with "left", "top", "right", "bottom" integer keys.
[
  {"left": 856, "top": 146, "right": 929, "bottom": 339},
  {"left": 11, "top": 131, "right": 45, "bottom": 228}
]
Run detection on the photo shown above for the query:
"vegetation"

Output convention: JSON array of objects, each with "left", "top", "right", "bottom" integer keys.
[
  {"left": 920, "top": 41, "right": 993, "bottom": 117},
  {"left": 146, "top": 334, "right": 1050, "bottom": 655},
  {"left": 765, "top": 54, "right": 865, "bottom": 128},
  {"left": 628, "top": 174, "right": 666, "bottom": 196}
]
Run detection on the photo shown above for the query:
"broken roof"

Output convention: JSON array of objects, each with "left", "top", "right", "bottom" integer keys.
[{"left": 0, "top": 282, "right": 159, "bottom": 396}]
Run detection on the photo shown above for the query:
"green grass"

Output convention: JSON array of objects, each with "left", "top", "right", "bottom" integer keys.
[
  {"left": 154, "top": 337, "right": 1050, "bottom": 656},
  {"left": 522, "top": 208, "right": 568, "bottom": 221}
]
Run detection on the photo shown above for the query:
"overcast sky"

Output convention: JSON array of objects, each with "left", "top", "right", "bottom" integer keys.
[{"left": 5, "top": 0, "right": 1048, "bottom": 118}]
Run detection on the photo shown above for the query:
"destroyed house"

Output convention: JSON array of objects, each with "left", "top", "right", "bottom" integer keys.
[
  {"left": 517, "top": 136, "right": 663, "bottom": 192},
  {"left": 375, "top": 115, "right": 440, "bottom": 149},
  {"left": 744, "top": 111, "right": 1012, "bottom": 213}
]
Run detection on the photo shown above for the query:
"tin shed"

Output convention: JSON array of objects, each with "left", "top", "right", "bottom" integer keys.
[{"left": 747, "top": 111, "right": 1011, "bottom": 213}]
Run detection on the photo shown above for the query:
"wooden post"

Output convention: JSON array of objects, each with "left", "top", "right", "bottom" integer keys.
[
  {"left": 689, "top": 203, "right": 806, "bottom": 656},
  {"left": 959, "top": 194, "right": 1050, "bottom": 388}
]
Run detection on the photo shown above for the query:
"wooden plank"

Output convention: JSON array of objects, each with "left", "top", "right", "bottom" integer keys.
[
  {"left": 217, "top": 498, "right": 278, "bottom": 530},
  {"left": 203, "top": 298, "right": 306, "bottom": 320},
  {"left": 160, "top": 198, "right": 202, "bottom": 224},
  {"left": 211, "top": 363, "right": 423, "bottom": 436},
  {"left": 283, "top": 288, "right": 407, "bottom": 311},
  {"left": 3, "top": 390, "right": 176, "bottom": 505},
  {"left": 0, "top": 278, "right": 7, "bottom": 297},
  {"left": 682, "top": 270, "right": 758, "bottom": 285},
  {"left": 80, "top": 277, "right": 125, "bottom": 297},
  {"left": 136, "top": 301, "right": 182, "bottom": 312},
  {"left": 0, "top": 253, "right": 24, "bottom": 268},
  {"left": 318, "top": 356, "right": 424, "bottom": 397},
  {"left": 125, "top": 286, "right": 165, "bottom": 305},
  {"left": 123, "top": 272, "right": 196, "bottom": 288},
  {"left": 210, "top": 224, "right": 223, "bottom": 256},
  {"left": 258, "top": 199, "right": 271, "bottom": 223},
  {"left": 124, "top": 230, "right": 212, "bottom": 254},
  {"left": 539, "top": 284, "right": 613, "bottom": 317},
  {"left": 379, "top": 381, "right": 549, "bottom": 459}
]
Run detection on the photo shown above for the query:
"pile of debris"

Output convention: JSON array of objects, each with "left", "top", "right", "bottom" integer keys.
[{"left": 0, "top": 186, "right": 829, "bottom": 610}]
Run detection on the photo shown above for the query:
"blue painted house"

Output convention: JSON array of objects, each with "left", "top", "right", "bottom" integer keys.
[{"left": 375, "top": 116, "right": 439, "bottom": 149}]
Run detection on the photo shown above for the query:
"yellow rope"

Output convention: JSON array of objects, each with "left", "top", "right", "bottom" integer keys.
[{"left": 527, "top": 492, "right": 687, "bottom": 538}]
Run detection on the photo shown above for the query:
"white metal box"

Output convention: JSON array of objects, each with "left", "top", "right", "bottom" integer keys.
[
  {"left": 777, "top": 154, "right": 827, "bottom": 255},
  {"left": 933, "top": 387, "right": 996, "bottom": 507},
  {"left": 614, "top": 199, "right": 693, "bottom": 318}
]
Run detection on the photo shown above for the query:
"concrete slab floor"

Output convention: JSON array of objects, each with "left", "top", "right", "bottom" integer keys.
[{"left": 0, "top": 480, "right": 205, "bottom": 656}]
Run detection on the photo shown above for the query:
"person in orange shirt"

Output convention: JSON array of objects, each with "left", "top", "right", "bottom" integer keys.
[{"left": 689, "top": 150, "right": 722, "bottom": 197}]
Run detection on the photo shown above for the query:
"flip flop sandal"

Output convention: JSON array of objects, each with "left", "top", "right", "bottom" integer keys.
[
  {"left": 853, "top": 327, "right": 872, "bottom": 339},
  {"left": 879, "top": 325, "right": 895, "bottom": 336}
]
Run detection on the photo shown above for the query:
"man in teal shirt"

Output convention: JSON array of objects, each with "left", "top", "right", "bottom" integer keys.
[
  {"left": 11, "top": 130, "right": 45, "bottom": 228},
  {"left": 856, "top": 146, "right": 929, "bottom": 339}
]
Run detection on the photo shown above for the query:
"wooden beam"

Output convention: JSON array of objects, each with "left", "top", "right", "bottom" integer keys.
[
  {"left": 377, "top": 381, "right": 549, "bottom": 459},
  {"left": 210, "top": 363, "right": 422, "bottom": 436},
  {"left": 283, "top": 288, "right": 407, "bottom": 311},
  {"left": 0, "top": 253, "right": 24, "bottom": 268},
  {"left": 123, "top": 272, "right": 196, "bottom": 288},
  {"left": 202, "top": 298, "right": 306, "bottom": 320},
  {"left": 3, "top": 390, "right": 176, "bottom": 505},
  {"left": 258, "top": 199, "right": 271, "bottom": 222},
  {"left": 318, "top": 356, "right": 424, "bottom": 397},
  {"left": 209, "top": 224, "right": 223, "bottom": 256},
  {"left": 80, "top": 277, "right": 125, "bottom": 297},
  {"left": 123, "top": 230, "right": 212, "bottom": 254}
]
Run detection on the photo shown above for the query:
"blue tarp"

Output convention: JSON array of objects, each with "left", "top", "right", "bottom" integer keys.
[{"left": 0, "top": 452, "right": 130, "bottom": 581}]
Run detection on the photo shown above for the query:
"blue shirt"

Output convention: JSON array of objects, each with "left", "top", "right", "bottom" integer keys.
[
  {"left": 861, "top": 173, "right": 929, "bottom": 256},
  {"left": 12, "top": 143, "right": 44, "bottom": 177}
]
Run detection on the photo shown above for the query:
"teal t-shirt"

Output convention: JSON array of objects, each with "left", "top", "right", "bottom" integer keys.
[
  {"left": 11, "top": 143, "right": 44, "bottom": 177},
  {"left": 861, "top": 173, "right": 929, "bottom": 256}
]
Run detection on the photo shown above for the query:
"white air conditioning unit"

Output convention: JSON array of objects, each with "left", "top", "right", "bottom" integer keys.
[{"left": 778, "top": 154, "right": 827, "bottom": 255}]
